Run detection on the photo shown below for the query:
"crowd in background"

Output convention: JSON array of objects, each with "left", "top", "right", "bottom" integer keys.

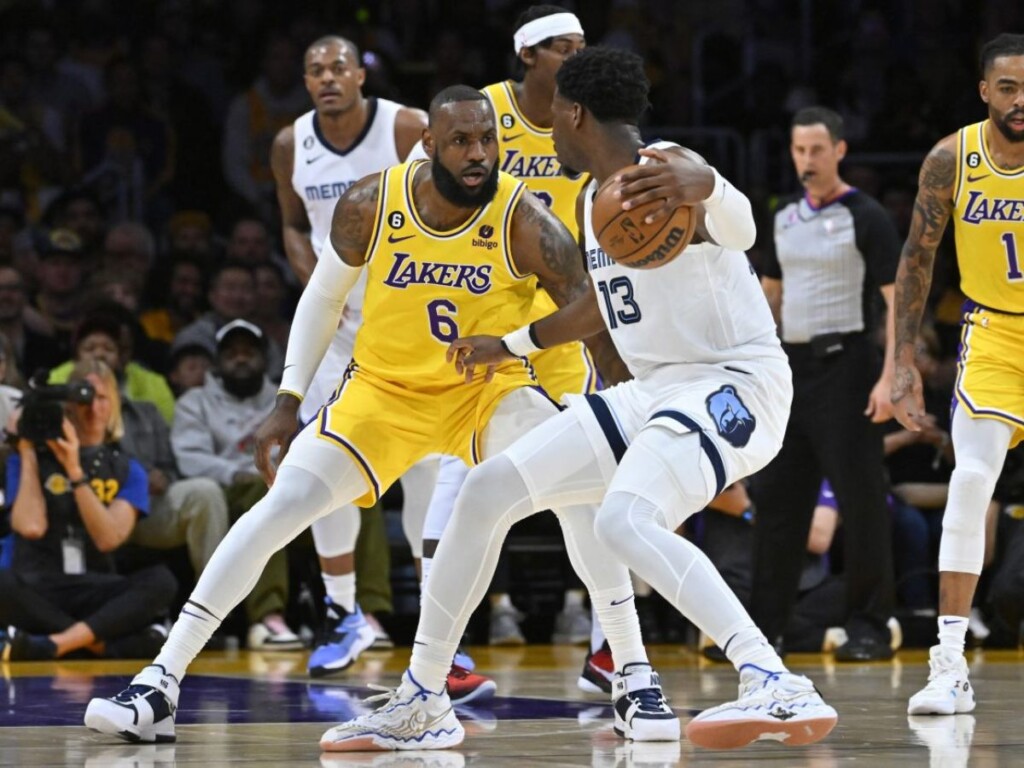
[{"left": 1, "top": 0, "right": 1022, "bottom": 654}]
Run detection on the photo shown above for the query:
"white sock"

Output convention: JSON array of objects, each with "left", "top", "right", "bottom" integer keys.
[
  {"left": 323, "top": 572, "right": 356, "bottom": 613},
  {"left": 937, "top": 615, "right": 969, "bottom": 655},
  {"left": 723, "top": 624, "right": 784, "bottom": 671},
  {"left": 409, "top": 632, "right": 455, "bottom": 694},
  {"left": 590, "top": 586, "right": 647, "bottom": 670}
]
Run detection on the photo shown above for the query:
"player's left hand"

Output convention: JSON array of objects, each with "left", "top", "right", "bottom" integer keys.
[
  {"left": 447, "top": 335, "right": 510, "bottom": 383},
  {"left": 891, "top": 362, "right": 927, "bottom": 431},
  {"left": 615, "top": 147, "right": 714, "bottom": 224},
  {"left": 865, "top": 372, "right": 895, "bottom": 423}
]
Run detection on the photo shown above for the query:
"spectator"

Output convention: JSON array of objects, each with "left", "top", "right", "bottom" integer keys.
[
  {"left": 140, "top": 255, "right": 205, "bottom": 345},
  {"left": 0, "top": 332, "right": 23, "bottom": 432},
  {"left": 43, "top": 188, "right": 107, "bottom": 268},
  {"left": 170, "top": 319, "right": 300, "bottom": 650},
  {"left": 753, "top": 106, "right": 899, "bottom": 661},
  {"left": 32, "top": 228, "right": 86, "bottom": 363},
  {"left": 221, "top": 34, "right": 308, "bottom": 223},
  {"left": 173, "top": 262, "right": 284, "bottom": 379},
  {"left": 251, "top": 262, "right": 291, "bottom": 351},
  {"left": 0, "top": 264, "right": 64, "bottom": 376},
  {"left": 75, "top": 56, "right": 175, "bottom": 225},
  {"left": 102, "top": 221, "right": 156, "bottom": 280},
  {"left": 164, "top": 210, "right": 216, "bottom": 263},
  {"left": 165, "top": 341, "right": 212, "bottom": 397},
  {"left": 225, "top": 217, "right": 295, "bottom": 286},
  {"left": 48, "top": 308, "right": 175, "bottom": 424},
  {"left": 0, "top": 358, "right": 176, "bottom": 660}
]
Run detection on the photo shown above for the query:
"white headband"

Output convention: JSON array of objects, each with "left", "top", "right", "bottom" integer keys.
[{"left": 514, "top": 12, "right": 584, "bottom": 54}]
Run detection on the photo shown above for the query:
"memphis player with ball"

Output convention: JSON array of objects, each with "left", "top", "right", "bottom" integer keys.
[{"left": 328, "top": 47, "right": 838, "bottom": 752}]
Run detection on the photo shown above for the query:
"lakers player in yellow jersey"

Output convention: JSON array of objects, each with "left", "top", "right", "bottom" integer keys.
[
  {"left": 86, "top": 85, "right": 671, "bottom": 750},
  {"left": 893, "top": 33, "right": 1024, "bottom": 716}
]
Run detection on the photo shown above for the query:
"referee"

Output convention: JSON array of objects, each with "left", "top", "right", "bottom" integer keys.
[{"left": 751, "top": 106, "right": 898, "bottom": 662}]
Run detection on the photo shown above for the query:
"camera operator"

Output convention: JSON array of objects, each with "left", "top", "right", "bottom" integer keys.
[{"left": 0, "top": 359, "right": 175, "bottom": 660}]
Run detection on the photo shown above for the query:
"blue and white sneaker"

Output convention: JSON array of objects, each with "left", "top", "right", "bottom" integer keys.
[
  {"left": 685, "top": 664, "right": 837, "bottom": 749},
  {"left": 309, "top": 601, "right": 377, "bottom": 678},
  {"left": 907, "top": 646, "right": 976, "bottom": 715},
  {"left": 84, "top": 665, "right": 179, "bottom": 743},
  {"left": 320, "top": 671, "right": 464, "bottom": 752},
  {"left": 612, "top": 663, "right": 680, "bottom": 742}
]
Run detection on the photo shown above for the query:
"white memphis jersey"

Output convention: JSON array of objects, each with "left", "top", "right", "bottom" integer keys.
[
  {"left": 291, "top": 98, "right": 403, "bottom": 310},
  {"left": 582, "top": 145, "right": 783, "bottom": 379}
]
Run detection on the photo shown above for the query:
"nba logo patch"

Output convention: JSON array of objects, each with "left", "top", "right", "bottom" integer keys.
[{"left": 705, "top": 385, "right": 756, "bottom": 448}]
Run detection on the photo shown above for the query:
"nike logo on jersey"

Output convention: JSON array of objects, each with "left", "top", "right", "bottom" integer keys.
[
  {"left": 388, "top": 233, "right": 416, "bottom": 244},
  {"left": 306, "top": 154, "right": 325, "bottom": 165},
  {"left": 966, "top": 172, "right": 991, "bottom": 183},
  {"left": 502, "top": 132, "right": 524, "bottom": 142}
]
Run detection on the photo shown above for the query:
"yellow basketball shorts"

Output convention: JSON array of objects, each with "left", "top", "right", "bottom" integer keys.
[
  {"left": 530, "top": 342, "right": 597, "bottom": 403},
  {"left": 315, "top": 363, "right": 534, "bottom": 506},
  {"left": 955, "top": 301, "right": 1024, "bottom": 448}
]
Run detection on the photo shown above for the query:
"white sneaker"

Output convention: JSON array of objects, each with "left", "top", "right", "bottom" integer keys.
[
  {"left": 685, "top": 664, "right": 837, "bottom": 749},
  {"left": 552, "top": 604, "right": 592, "bottom": 644},
  {"left": 907, "top": 646, "right": 976, "bottom": 715},
  {"left": 248, "top": 617, "right": 304, "bottom": 651},
  {"left": 320, "top": 671, "right": 465, "bottom": 752},
  {"left": 84, "top": 665, "right": 179, "bottom": 743},
  {"left": 612, "top": 663, "right": 680, "bottom": 742},
  {"left": 489, "top": 606, "right": 525, "bottom": 646}
]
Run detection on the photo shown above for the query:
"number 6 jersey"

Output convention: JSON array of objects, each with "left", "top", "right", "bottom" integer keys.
[{"left": 353, "top": 160, "right": 535, "bottom": 388}]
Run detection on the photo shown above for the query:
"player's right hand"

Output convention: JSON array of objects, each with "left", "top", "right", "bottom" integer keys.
[
  {"left": 891, "top": 362, "right": 927, "bottom": 432},
  {"left": 255, "top": 396, "right": 301, "bottom": 486},
  {"left": 447, "top": 335, "right": 510, "bottom": 383}
]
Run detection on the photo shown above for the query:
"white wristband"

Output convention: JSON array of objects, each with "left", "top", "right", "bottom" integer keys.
[{"left": 502, "top": 325, "right": 541, "bottom": 357}]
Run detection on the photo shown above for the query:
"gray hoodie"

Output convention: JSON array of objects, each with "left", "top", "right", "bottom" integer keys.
[{"left": 171, "top": 371, "right": 277, "bottom": 486}]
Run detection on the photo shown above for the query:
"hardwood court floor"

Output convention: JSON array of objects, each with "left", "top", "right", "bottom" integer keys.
[{"left": 2, "top": 644, "right": 1022, "bottom": 767}]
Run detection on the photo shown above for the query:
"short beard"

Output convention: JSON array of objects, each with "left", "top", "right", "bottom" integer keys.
[
  {"left": 432, "top": 157, "right": 499, "bottom": 208},
  {"left": 221, "top": 371, "right": 264, "bottom": 399},
  {"left": 993, "top": 109, "right": 1024, "bottom": 143}
]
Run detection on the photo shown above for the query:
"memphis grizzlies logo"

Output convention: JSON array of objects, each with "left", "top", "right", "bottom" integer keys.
[{"left": 705, "top": 385, "right": 756, "bottom": 448}]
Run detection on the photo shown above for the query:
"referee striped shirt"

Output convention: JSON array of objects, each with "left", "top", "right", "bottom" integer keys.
[{"left": 762, "top": 189, "right": 900, "bottom": 344}]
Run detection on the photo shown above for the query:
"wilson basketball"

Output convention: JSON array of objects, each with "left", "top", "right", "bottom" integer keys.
[{"left": 592, "top": 165, "right": 695, "bottom": 269}]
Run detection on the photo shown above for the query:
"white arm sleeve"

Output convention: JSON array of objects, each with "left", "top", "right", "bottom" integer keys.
[
  {"left": 278, "top": 238, "right": 363, "bottom": 399},
  {"left": 701, "top": 168, "right": 757, "bottom": 252},
  {"left": 404, "top": 140, "right": 429, "bottom": 162}
]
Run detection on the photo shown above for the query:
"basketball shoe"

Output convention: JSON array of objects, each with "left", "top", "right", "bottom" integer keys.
[
  {"left": 684, "top": 664, "right": 837, "bottom": 749},
  {"left": 446, "top": 664, "right": 496, "bottom": 706},
  {"left": 611, "top": 663, "right": 680, "bottom": 742},
  {"left": 907, "top": 646, "right": 976, "bottom": 715},
  {"left": 309, "top": 601, "right": 377, "bottom": 678},
  {"left": 84, "top": 665, "right": 179, "bottom": 743},
  {"left": 578, "top": 641, "right": 615, "bottom": 694},
  {"left": 319, "top": 671, "right": 464, "bottom": 752}
]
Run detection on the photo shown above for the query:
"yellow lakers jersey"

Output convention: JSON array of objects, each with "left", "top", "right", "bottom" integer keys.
[
  {"left": 953, "top": 120, "right": 1024, "bottom": 313},
  {"left": 482, "top": 80, "right": 589, "bottom": 240},
  {"left": 353, "top": 160, "right": 534, "bottom": 388},
  {"left": 483, "top": 80, "right": 596, "bottom": 392}
]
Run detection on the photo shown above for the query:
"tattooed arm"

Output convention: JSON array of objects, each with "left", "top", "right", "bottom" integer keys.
[
  {"left": 891, "top": 135, "right": 957, "bottom": 431},
  {"left": 448, "top": 189, "right": 629, "bottom": 383}
]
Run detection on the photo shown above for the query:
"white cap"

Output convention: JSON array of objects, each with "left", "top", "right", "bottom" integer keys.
[{"left": 215, "top": 318, "right": 264, "bottom": 348}]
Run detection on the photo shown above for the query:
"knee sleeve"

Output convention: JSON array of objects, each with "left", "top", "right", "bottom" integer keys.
[
  {"left": 311, "top": 504, "right": 360, "bottom": 558},
  {"left": 939, "top": 458, "right": 1001, "bottom": 575}
]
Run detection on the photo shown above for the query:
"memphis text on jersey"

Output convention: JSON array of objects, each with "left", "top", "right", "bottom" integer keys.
[
  {"left": 304, "top": 180, "right": 357, "bottom": 201},
  {"left": 961, "top": 190, "right": 1024, "bottom": 225}
]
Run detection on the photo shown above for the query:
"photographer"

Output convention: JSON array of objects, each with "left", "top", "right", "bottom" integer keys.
[{"left": 0, "top": 359, "right": 175, "bottom": 660}]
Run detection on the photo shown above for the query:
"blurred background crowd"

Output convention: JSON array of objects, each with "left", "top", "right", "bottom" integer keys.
[{"left": 1, "top": 0, "right": 1022, "bottom": 655}]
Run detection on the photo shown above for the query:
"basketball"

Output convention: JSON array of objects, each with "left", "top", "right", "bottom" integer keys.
[{"left": 592, "top": 165, "right": 695, "bottom": 269}]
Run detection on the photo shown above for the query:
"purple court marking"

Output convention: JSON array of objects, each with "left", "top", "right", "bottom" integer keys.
[{"left": 0, "top": 675, "right": 616, "bottom": 728}]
